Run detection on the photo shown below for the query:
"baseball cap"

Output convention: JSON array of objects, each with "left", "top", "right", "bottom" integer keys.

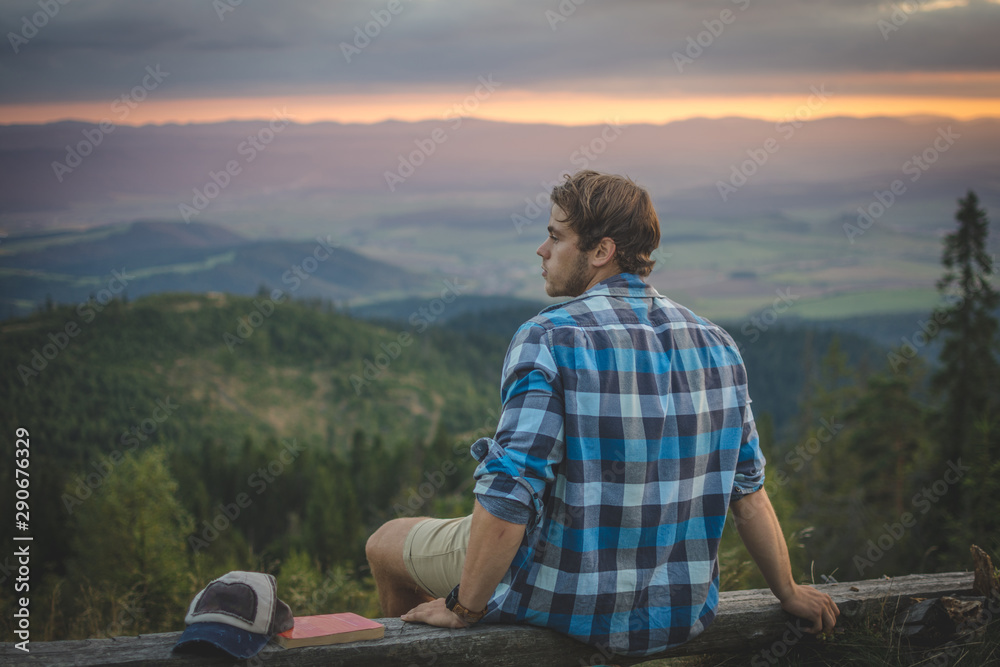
[{"left": 173, "top": 571, "right": 294, "bottom": 658}]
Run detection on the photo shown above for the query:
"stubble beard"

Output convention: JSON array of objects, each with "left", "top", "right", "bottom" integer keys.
[{"left": 546, "top": 251, "right": 593, "bottom": 298}]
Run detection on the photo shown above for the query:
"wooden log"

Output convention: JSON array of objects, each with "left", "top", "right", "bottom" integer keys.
[{"left": 1, "top": 572, "right": 973, "bottom": 667}]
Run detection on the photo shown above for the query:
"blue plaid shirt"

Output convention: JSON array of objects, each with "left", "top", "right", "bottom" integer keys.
[{"left": 471, "top": 272, "right": 765, "bottom": 657}]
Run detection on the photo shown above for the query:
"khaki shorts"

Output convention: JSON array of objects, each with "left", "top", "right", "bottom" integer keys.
[{"left": 403, "top": 515, "right": 472, "bottom": 598}]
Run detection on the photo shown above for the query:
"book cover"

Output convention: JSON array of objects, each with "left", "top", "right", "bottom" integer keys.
[{"left": 274, "top": 613, "right": 385, "bottom": 648}]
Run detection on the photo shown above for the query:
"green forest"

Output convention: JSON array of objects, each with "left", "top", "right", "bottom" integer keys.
[{"left": 1, "top": 193, "right": 998, "bottom": 662}]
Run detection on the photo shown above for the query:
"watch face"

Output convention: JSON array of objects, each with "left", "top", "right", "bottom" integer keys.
[{"left": 445, "top": 585, "right": 459, "bottom": 610}]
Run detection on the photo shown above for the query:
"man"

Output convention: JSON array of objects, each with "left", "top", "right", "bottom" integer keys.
[{"left": 366, "top": 170, "right": 839, "bottom": 657}]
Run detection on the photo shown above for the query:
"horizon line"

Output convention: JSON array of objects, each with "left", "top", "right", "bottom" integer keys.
[
  {"left": 3, "top": 111, "right": 1000, "bottom": 130},
  {"left": 4, "top": 90, "right": 1000, "bottom": 127}
]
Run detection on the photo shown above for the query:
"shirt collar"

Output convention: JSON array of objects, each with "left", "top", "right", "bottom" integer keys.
[
  {"left": 542, "top": 273, "right": 661, "bottom": 313},
  {"left": 582, "top": 272, "right": 661, "bottom": 299}
]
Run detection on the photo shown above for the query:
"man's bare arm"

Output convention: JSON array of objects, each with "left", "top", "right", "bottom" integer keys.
[
  {"left": 401, "top": 500, "right": 525, "bottom": 628},
  {"left": 731, "top": 488, "right": 840, "bottom": 634}
]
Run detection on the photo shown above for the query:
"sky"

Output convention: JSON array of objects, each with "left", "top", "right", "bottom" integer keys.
[{"left": 1, "top": 0, "right": 1000, "bottom": 127}]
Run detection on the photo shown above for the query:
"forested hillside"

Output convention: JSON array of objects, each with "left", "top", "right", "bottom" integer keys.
[
  {"left": 0, "top": 292, "right": 500, "bottom": 640},
  {"left": 1, "top": 267, "right": 996, "bottom": 644}
]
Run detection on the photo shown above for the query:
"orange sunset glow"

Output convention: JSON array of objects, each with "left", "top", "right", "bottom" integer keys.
[{"left": 3, "top": 91, "right": 1000, "bottom": 127}]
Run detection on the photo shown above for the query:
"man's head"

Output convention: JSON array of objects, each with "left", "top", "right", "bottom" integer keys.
[
  {"left": 537, "top": 170, "right": 660, "bottom": 297},
  {"left": 550, "top": 170, "right": 660, "bottom": 277}
]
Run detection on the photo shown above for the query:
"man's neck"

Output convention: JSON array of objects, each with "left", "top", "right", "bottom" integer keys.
[{"left": 580, "top": 265, "right": 625, "bottom": 294}]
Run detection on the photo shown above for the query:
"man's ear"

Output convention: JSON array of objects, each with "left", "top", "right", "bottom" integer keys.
[{"left": 591, "top": 237, "right": 617, "bottom": 268}]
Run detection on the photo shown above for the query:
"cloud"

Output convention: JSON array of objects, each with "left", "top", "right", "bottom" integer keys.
[{"left": 0, "top": 0, "right": 998, "bottom": 106}]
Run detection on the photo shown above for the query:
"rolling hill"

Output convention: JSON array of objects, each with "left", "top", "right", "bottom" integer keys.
[{"left": 0, "top": 220, "right": 434, "bottom": 318}]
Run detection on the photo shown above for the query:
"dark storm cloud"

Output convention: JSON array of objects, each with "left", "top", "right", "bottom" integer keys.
[{"left": 1, "top": 0, "right": 998, "bottom": 104}]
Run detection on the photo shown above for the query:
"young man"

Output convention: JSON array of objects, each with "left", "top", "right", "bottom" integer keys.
[{"left": 366, "top": 171, "right": 839, "bottom": 657}]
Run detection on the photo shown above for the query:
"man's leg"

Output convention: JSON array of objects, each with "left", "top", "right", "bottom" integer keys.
[
  {"left": 366, "top": 517, "right": 433, "bottom": 616},
  {"left": 366, "top": 515, "right": 473, "bottom": 617}
]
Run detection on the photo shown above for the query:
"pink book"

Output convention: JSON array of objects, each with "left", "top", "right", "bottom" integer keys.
[{"left": 274, "top": 613, "right": 385, "bottom": 648}]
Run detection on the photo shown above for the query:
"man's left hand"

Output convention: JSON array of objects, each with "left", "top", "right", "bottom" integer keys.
[{"left": 401, "top": 597, "right": 468, "bottom": 628}]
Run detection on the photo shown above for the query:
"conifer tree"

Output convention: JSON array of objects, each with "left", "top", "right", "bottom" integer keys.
[
  {"left": 786, "top": 337, "right": 862, "bottom": 574},
  {"left": 839, "top": 364, "right": 935, "bottom": 579},
  {"left": 67, "top": 447, "right": 194, "bottom": 636},
  {"left": 847, "top": 371, "right": 927, "bottom": 517},
  {"left": 930, "top": 190, "right": 1000, "bottom": 556}
]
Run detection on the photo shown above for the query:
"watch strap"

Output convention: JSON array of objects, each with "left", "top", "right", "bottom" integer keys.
[{"left": 445, "top": 584, "right": 487, "bottom": 625}]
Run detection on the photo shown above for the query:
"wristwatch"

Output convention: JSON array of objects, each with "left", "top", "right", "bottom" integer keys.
[{"left": 445, "top": 585, "right": 487, "bottom": 626}]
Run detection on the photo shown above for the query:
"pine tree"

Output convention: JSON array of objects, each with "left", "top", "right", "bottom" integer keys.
[
  {"left": 847, "top": 371, "right": 927, "bottom": 517},
  {"left": 930, "top": 190, "right": 1000, "bottom": 558},
  {"left": 66, "top": 447, "right": 195, "bottom": 636},
  {"left": 786, "top": 337, "right": 863, "bottom": 575}
]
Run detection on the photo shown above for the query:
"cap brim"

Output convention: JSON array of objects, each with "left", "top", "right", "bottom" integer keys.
[{"left": 173, "top": 621, "right": 270, "bottom": 659}]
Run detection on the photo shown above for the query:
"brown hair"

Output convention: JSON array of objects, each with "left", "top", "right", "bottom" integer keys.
[{"left": 550, "top": 170, "right": 661, "bottom": 277}]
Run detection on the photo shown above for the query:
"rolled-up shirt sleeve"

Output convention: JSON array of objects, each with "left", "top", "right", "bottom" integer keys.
[
  {"left": 730, "top": 400, "right": 766, "bottom": 501},
  {"left": 472, "top": 322, "right": 566, "bottom": 532}
]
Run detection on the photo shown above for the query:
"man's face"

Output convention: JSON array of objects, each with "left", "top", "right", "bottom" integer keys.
[{"left": 536, "top": 205, "right": 594, "bottom": 298}]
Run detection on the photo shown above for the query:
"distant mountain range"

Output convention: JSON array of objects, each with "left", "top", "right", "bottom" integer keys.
[
  {"left": 0, "top": 220, "right": 431, "bottom": 318},
  {"left": 4, "top": 116, "right": 998, "bottom": 233},
  {"left": 1, "top": 116, "right": 998, "bottom": 319}
]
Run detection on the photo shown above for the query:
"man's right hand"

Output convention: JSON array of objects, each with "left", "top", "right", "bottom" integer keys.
[
  {"left": 779, "top": 583, "right": 840, "bottom": 635},
  {"left": 731, "top": 489, "right": 840, "bottom": 635}
]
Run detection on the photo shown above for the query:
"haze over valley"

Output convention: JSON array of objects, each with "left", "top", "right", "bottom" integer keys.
[{"left": 3, "top": 115, "right": 998, "bottom": 321}]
